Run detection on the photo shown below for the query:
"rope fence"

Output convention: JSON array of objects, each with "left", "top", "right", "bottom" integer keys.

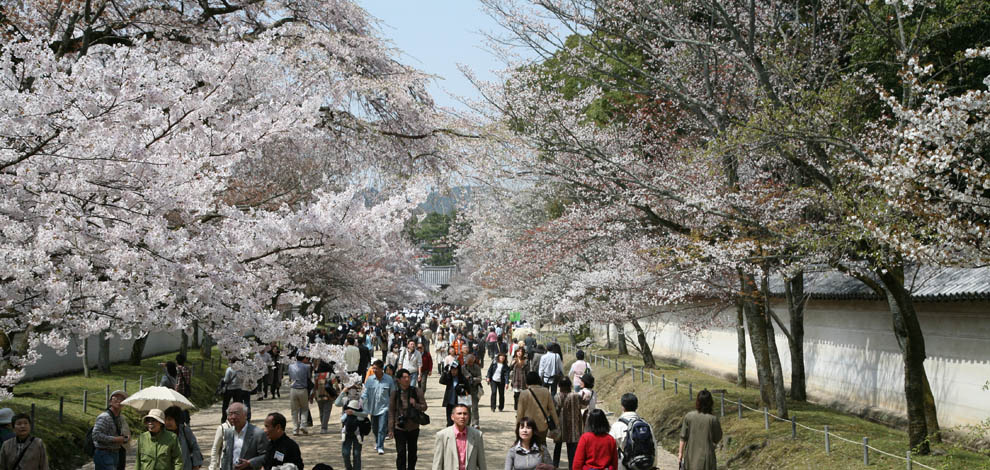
[{"left": 539, "top": 333, "right": 935, "bottom": 470}]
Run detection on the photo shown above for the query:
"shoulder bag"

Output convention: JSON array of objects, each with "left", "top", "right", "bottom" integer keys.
[{"left": 529, "top": 389, "right": 559, "bottom": 436}]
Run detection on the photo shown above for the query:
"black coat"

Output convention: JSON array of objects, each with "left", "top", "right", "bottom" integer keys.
[{"left": 486, "top": 361, "right": 511, "bottom": 384}]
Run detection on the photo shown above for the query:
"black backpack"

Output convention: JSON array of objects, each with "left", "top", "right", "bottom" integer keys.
[{"left": 620, "top": 417, "right": 656, "bottom": 470}]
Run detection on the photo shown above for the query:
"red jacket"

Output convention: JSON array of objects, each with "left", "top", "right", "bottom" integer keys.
[
  {"left": 421, "top": 351, "right": 433, "bottom": 375},
  {"left": 572, "top": 432, "right": 618, "bottom": 470}
]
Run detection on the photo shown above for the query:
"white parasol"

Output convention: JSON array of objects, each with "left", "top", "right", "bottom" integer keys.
[
  {"left": 512, "top": 327, "right": 536, "bottom": 340},
  {"left": 121, "top": 386, "right": 196, "bottom": 411}
]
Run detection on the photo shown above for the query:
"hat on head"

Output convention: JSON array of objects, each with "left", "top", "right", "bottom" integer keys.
[
  {"left": 110, "top": 390, "right": 128, "bottom": 400},
  {"left": 0, "top": 408, "right": 13, "bottom": 425},
  {"left": 144, "top": 409, "right": 165, "bottom": 424}
]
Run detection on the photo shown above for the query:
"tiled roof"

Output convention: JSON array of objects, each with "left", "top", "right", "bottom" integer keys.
[{"left": 768, "top": 267, "right": 990, "bottom": 301}]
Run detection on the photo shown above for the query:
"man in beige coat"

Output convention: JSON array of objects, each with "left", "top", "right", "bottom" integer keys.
[
  {"left": 515, "top": 371, "right": 559, "bottom": 445},
  {"left": 431, "top": 404, "right": 486, "bottom": 470}
]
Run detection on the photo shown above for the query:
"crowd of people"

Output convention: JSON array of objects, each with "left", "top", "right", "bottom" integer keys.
[{"left": 80, "top": 303, "right": 724, "bottom": 470}]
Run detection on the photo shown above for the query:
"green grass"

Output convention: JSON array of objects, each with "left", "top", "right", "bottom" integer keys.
[
  {"left": 548, "top": 334, "right": 989, "bottom": 470},
  {"left": 7, "top": 348, "right": 227, "bottom": 470}
]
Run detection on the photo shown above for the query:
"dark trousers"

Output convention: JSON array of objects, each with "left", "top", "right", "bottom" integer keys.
[
  {"left": 445, "top": 405, "right": 455, "bottom": 427},
  {"left": 221, "top": 389, "right": 251, "bottom": 423},
  {"left": 553, "top": 441, "right": 577, "bottom": 469},
  {"left": 544, "top": 378, "right": 558, "bottom": 396},
  {"left": 489, "top": 382, "right": 505, "bottom": 411},
  {"left": 513, "top": 391, "right": 521, "bottom": 410},
  {"left": 394, "top": 428, "right": 420, "bottom": 470}
]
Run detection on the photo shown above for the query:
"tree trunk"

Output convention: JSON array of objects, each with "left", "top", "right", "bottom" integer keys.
[
  {"left": 180, "top": 331, "right": 189, "bottom": 357},
  {"left": 606, "top": 323, "right": 612, "bottom": 349},
  {"left": 630, "top": 319, "right": 657, "bottom": 368},
  {"left": 736, "top": 301, "right": 747, "bottom": 388},
  {"left": 616, "top": 323, "right": 628, "bottom": 355},
  {"left": 760, "top": 273, "right": 788, "bottom": 417},
  {"left": 98, "top": 332, "right": 112, "bottom": 373},
  {"left": 201, "top": 334, "right": 213, "bottom": 361},
  {"left": 81, "top": 334, "right": 90, "bottom": 378},
  {"left": 129, "top": 335, "right": 148, "bottom": 365},
  {"left": 785, "top": 272, "right": 807, "bottom": 401},
  {"left": 192, "top": 321, "right": 200, "bottom": 349},
  {"left": 921, "top": 372, "right": 942, "bottom": 443},
  {"left": 876, "top": 264, "right": 933, "bottom": 454},
  {"left": 740, "top": 272, "right": 775, "bottom": 406}
]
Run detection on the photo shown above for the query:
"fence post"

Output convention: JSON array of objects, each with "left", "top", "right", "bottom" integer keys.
[
  {"left": 650, "top": 373, "right": 655, "bottom": 386},
  {"left": 661, "top": 374, "right": 666, "bottom": 390},
  {"left": 59, "top": 396, "right": 64, "bottom": 423},
  {"left": 674, "top": 378, "right": 678, "bottom": 394},
  {"left": 191, "top": 364, "right": 195, "bottom": 376},
  {"left": 123, "top": 379, "right": 127, "bottom": 394},
  {"left": 83, "top": 390, "right": 88, "bottom": 413},
  {"left": 824, "top": 425, "right": 830, "bottom": 455},
  {"left": 764, "top": 407, "right": 769, "bottom": 430},
  {"left": 720, "top": 392, "right": 725, "bottom": 417},
  {"left": 105, "top": 384, "right": 110, "bottom": 409},
  {"left": 791, "top": 415, "right": 796, "bottom": 439},
  {"left": 155, "top": 371, "right": 159, "bottom": 385},
  {"left": 906, "top": 451, "right": 912, "bottom": 469},
  {"left": 863, "top": 437, "right": 869, "bottom": 465},
  {"left": 140, "top": 375, "right": 144, "bottom": 390},
  {"left": 30, "top": 403, "right": 35, "bottom": 431},
  {"left": 688, "top": 382, "right": 693, "bottom": 398},
  {"left": 622, "top": 361, "right": 626, "bottom": 372}
]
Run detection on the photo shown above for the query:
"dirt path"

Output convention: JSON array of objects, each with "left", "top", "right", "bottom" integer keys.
[{"left": 83, "top": 363, "right": 679, "bottom": 469}]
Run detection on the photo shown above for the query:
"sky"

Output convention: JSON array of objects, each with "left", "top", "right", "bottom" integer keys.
[{"left": 358, "top": 0, "right": 510, "bottom": 113}]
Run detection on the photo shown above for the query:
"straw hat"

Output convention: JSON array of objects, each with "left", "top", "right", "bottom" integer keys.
[{"left": 144, "top": 408, "right": 165, "bottom": 424}]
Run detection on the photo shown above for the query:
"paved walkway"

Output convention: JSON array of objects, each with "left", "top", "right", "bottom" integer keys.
[{"left": 83, "top": 363, "right": 679, "bottom": 469}]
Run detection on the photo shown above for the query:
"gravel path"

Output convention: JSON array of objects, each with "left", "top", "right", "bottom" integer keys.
[{"left": 81, "top": 366, "right": 679, "bottom": 469}]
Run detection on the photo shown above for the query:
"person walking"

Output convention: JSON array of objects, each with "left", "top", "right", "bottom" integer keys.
[
  {"left": 568, "top": 351, "right": 591, "bottom": 393},
  {"left": 609, "top": 393, "right": 657, "bottom": 470},
  {"left": 341, "top": 399, "right": 370, "bottom": 470},
  {"left": 219, "top": 403, "right": 267, "bottom": 470},
  {"left": 503, "top": 417, "right": 552, "bottom": 470},
  {"left": 386, "top": 344, "right": 402, "bottom": 372},
  {"left": 462, "top": 354, "right": 483, "bottom": 428},
  {"left": 287, "top": 355, "right": 314, "bottom": 435},
  {"left": 538, "top": 344, "right": 562, "bottom": 396},
  {"left": 361, "top": 360, "right": 396, "bottom": 455},
  {"left": 486, "top": 353, "right": 510, "bottom": 412},
  {"left": 678, "top": 390, "right": 723, "bottom": 470},
  {"left": 270, "top": 344, "right": 283, "bottom": 399},
  {"left": 163, "top": 407, "right": 203, "bottom": 470},
  {"left": 387, "top": 369, "right": 427, "bottom": 470},
  {"left": 160, "top": 362, "right": 179, "bottom": 389},
  {"left": 438, "top": 361, "right": 468, "bottom": 426},
  {"left": 509, "top": 348, "right": 528, "bottom": 411},
  {"left": 262, "top": 413, "right": 303, "bottom": 470},
  {"left": 314, "top": 360, "right": 339, "bottom": 434},
  {"left": 431, "top": 404, "right": 486, "bottom": 470},
  {"left": 515, "top": 372, "right": 558, "bottom": 446},
  {"left": 553, "top": 378, "right": 588, "bottom": 470},
  {"left": 399, "top": 341, "right": 423, "bottom": 387},
  {"left": 344, "top": 338, "right": 361, "bottom": 375},
  {"left": 0, "top": 413, "right": 48, "bottom": 470},
  {"left": 135, "top": 409, "right": 182, "bottom": 470},
  {"left": 418, "top": 344, "right": 433, "bottom": 393},
  {"left": 91, "top": 390, "right": 130, "bottom": 470},
  {"left": 572, "top": 409, "right": 618, "bottom": 470},
  {"left": 0, "top": 409, "right": 14, "bottom": 443},
  {"left": 220, "top": 360, "right": 247, "bottom": 423}
]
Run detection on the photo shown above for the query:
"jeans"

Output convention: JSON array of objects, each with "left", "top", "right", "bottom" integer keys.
[
  {"left": 342, "top": 434, "right": 362, "bottom": 470},
  {"left": 489, "top": 382, "right": 505, "bottom": 411},
  {"left": 469, "top": 393, "right": 480, "bottom": 426},
  {"left": 513, "top": 391, "right": 520, "bottom": 410},
  {"left": 544, "top": 378, "right": 558, "bottom": 396},
  {"left": 409, "top": 372, "right": 419, "bottom": 388},
  {"left": 371, "top": 413, "right": 388, "bottom": 450},
  {"left": 394, "top": 428, "right": 420, "bottom": 470},
  {"left": 93, "top": 449, "right": 118, "bottom": 470},
  {"left": 317, "top": 400, "right": 333, "bottom": 430},
  {"left": 289, "top": 388, "right": 309, "bottom": 431}
]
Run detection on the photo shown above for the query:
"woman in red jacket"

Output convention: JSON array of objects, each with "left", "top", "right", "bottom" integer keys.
[{"left": 572, "top": 409, "right": 618, "bottom": 470}]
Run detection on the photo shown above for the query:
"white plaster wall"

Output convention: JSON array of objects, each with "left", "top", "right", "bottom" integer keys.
[
  {"left": 22, "top": 331, "right": 183, "bottom": 380},
  {"left": 594, "top": 300, "right": 990, "bottom": 428}
]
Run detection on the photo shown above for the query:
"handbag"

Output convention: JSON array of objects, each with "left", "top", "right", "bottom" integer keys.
[{"left": 405, "top": 387, "right": 431, "bottom": 425}]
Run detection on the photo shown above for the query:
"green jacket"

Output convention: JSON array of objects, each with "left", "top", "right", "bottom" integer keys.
[{"left": 136, "top": 430, "right": 182, "bottom": 470}]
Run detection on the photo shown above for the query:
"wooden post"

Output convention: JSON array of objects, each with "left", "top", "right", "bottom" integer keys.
[
  {"left": 720, "top": 392, "right": 725, "bottom": 417},
  {"left": 906, "top": 451, "right": 912, "bottom": 469},
  {"left": 83, "top": 390, "right": 88, "bottom": 413},
  {"left": 674, "top": 378, "right": 678, "bottom": 394},
  {"left": 764, "top": 407, "right": 769, "bottom": 430},
  {"left": 688, "top": 382, "right": 693, "bottom": 398},
  {"left": 59, "top": 397, "right": 64, "bottom": 423},
  {"left": 30, "top": 403, "right": 35, "bottom": 432},
  {"left": 791, "top": 415, "right": 797, "bottom": 439},
  {"left": 123, "top": 379, "right": 127, "bottom": 394},
  {"left": 105, "top": 384, "right": 110, "bottom": 409},
  {"left": 661, "top": 374, "right": 665, "bottom": 390},
  {"left": 738, "top": 399, "right": 743, "bottom": 419},
  {"left": 140, "top": 375, "right": 144, "bottom": 390}
]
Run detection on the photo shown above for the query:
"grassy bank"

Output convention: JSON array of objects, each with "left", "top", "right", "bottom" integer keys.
[
  {"left": 7, "top": 348, "right": 227, "bottom": 470},
  {"left": 548, "top": 335, "right": 988, "bottom": 470}
]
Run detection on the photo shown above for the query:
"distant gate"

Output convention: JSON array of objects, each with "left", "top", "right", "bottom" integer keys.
[{"left": 419, "top": 265, "right": 457, "bottom": 287}]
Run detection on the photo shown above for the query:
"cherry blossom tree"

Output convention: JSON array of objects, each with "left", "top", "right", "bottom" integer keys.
[{"left": 0, "top": 0, "right": 460, "bottom": 393}]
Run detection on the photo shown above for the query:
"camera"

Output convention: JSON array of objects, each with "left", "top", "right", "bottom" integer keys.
[{"left": 397, "top": 415, "right": 407, "bottom": 428}]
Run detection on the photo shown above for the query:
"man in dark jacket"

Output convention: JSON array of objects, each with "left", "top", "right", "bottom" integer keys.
[
  {"left": 263, "top": 413, "right": 302, "bottom": 470},
  {"left": 357, "top": 336, "right": 372, "bottom": 377}
]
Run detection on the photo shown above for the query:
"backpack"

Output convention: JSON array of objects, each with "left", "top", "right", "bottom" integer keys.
[
  {"left": 620, "top": 417, "right": 656, "bottom": 470},
  {"left": 83, "top": 427, "right": 96, "bottom": 457},
  {"left": 344, "top": 413, "right": 372, "bottom": 437}
]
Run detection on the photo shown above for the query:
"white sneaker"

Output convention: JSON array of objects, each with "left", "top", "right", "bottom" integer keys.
[{"left": 377, "top": 448, "right": 385, "bottom": 455}]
